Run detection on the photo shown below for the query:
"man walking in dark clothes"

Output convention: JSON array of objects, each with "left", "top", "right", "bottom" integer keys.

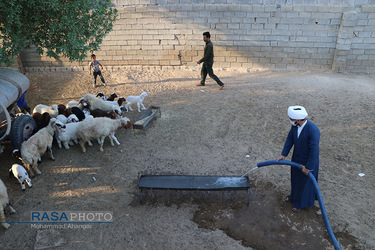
[{"left": 196, "top": 32, "right": 224, "bottom": 90}]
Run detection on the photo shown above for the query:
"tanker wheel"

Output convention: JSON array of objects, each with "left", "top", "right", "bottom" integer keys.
[{"left": 10, "top": 115, "right": 36, "bottom": 149}]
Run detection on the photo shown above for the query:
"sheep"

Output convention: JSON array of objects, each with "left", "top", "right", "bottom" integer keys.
[
  {"left": 66, "top": 99, "right": 89, "bottom": 110},
  {"left": 125, "top": 92, "right": 148, "bottom": 112},
  {"left": 56, "top": 113, "right": 79, "bottom": 124},
  {"left": 67, "top": 114, "right": 79, "bottom": 123},
  {"left": 83, "top": 93, "right": 98, "bottom": 103},
  {"left": 21, "top": 118, "right": 57, "bottom": 177},
  {"left": 80, "top": 99, "right": 90, "bottom": 109},
  {"left": 32, "top": 112, "right": 43, "bottom": 130},
  {"left": 66, "top": 100, "right": 79, "bottom": 108},
  {"left": 76, "top": 117, "right": 131, "bottom": 152},
  {"left": 32, "top": 112, "right": 51, "bottom": 133},
  {"left": 9, "top": 164, "right": 32, "bottom": 191},
  {"left": 106, "top": 93, "right": 118, "bottom": 101},
  {"left": 81, "top": 110, "right": 117, "bottom": 145},
  {"left": 87, "top": 97, "right": 122, "bottom": 115},
  {"left": 57, "top": 104, "right": 66, "bottom": 115},
  {"left": 71, "top": 107, "right": 85, "bottom": 121},
  {"left": 54, "top": 120, "right": 80, "bottom": 149},
  {"left": 32, "top": 112, "right": 42, "bottom": 123},
  {"left": 106, "top": 97, "right": 126, "bottom": 107},
  {"left": 96, "top": 92, "right": 106, "bottom": 100},
  {"left": 83, "top": 108, "right": 91, "bottom": 118},
  {"left": 0, "top": 178, "right": 16, "bottom": 229},
  {"left": 63, "top": 108, "right": 73, "bottom": 117},
  {"left": 33, "top": 104, "right": 58, "bottom": 118},
  {"left": 91, "top": 109, "right": 117, "bottom": 119},
  {"left": 96, "top": 92, "right": 118, "bottom": 101},
  {"left": 57, "top": 108, "right": 76, "bottom": 124},
  {"left": 56, "top": 114, "right": 68, "bottom": 124}
]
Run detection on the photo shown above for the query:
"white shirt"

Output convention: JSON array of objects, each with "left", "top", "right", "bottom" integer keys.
[
  {"left": 89, "top": 60, "right": 101, "bottom": 72},
  {"left": 297, "top": 120, "right": 307, "bottom": 138}
]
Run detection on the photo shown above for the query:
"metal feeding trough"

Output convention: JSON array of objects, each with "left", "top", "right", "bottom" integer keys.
[
  {"left": 138, "top": 175, "right": 251, "bottom": 205},
  {"left": 133, "top": 106, "right": 161, "bottom": 129}
]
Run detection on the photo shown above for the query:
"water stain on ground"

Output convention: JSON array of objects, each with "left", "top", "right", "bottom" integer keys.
[{"left": 136, "top": 179, "right": 360, "bottom": 250}]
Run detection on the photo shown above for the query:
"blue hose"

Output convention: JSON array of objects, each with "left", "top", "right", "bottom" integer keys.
[{"left": 257, "top": 160, "right": 341, "bottom": 250}]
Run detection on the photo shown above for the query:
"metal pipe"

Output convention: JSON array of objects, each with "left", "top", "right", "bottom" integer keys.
[
  {"left": 0, "top": 100, "right": 11, "bottom": 142},
  {"left": 257, "top": 160, "right": 341, "bottom": 250}
]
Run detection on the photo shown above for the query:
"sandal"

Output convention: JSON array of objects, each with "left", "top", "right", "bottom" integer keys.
[
  {"left": 292, "top": 208, "right": 301, "bottom": 213},
  {"left": 284, "top": 195, "right": 292, "bottom": 202}
]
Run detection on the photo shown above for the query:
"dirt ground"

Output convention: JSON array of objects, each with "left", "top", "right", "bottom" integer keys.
[{"left": 0, "top": 67, "right": 374, "bottom": 249}]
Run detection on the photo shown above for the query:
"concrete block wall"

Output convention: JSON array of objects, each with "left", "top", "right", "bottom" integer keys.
[{"left": 20, "top": 1, "right": 375, "bottom": 73}]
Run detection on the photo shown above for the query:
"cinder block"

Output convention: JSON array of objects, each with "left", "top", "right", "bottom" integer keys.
[
  {"left": 280, "top": 6, "right": 293, "bottom": 12},
  {"left": 228, "top": 23, "right": 240, "bottom": 29},
  {"left": 252, "top": 24, "right": 264, "bottom": 30},
  {"left": 255, "top": 17, "right": 268, "bottom": 24},
  {"left": 361, "top": 5, "right": 375, "bottom": 13},
  {"left": 214, "top": 16, "right": 228, "bottom": 23},
  {"left": 352, "top": 37, "right": 364, "bottom": 43},
  {"left": 239, "top": 23, "right": 252, "bottom": 30},
  {"left": 309, "top": 37, "right": 321, "bottom": 42},
  {"left": 234, "top": 12, "right": 247, "bottom": 18},
  {"left": 246, "top": 13, "right": 259, "bottom": 19},
  {"left": 363, "top": 37, "right": 375, "bottom": 43},
  {"left": 270, "top": 57, "right": 283, "bottom": 64},
  {"left": 296, "top": 36, "right": 309, "bottom": 42},
  {"left": 252, "top": 5, "right": 265, "bottom": 12},
  {"left": 237, "top": 5, "right": 252, "bottom": 12},
  {"left": 259, "top": 58, "right": 271, "bottom": 64},
  {"left": 286, "top": 12, "right": 299, "bottom": 19},
  {"left": 277, "top": 24, "right": 289, "bottom": 30},
  {"left": 264, "top": 5, "right": 277, "bottom": 12},
  {"left": 364, "top": 49, "right": 375, "bottom": 55}
]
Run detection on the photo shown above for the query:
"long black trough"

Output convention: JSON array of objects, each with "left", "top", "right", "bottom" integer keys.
[{"left": 138, "top": 175, "right": 251, "bottom": 205}]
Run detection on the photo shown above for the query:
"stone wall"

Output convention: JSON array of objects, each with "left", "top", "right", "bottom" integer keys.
[{"left": 21, "top": 0, "right": 375, "bottom": 73}]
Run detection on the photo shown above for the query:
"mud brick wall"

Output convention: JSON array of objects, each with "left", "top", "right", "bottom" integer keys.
[{"left": 21, "top": 0, "right": 375, "bottom": 73}]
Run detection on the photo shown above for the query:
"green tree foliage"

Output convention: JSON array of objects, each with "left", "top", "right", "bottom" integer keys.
[{"left": 0, "top": 0, "right": 117, "bottom": 66}]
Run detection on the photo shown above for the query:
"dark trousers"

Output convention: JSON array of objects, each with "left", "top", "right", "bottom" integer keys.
[
  {"left": 19, "top": 105, "right": 31, "bottom": 114},
  {"left": 200, "top": 63, "right": 223, "bottom": 86},
  {"left": 93, "top": 71, "right": 105, "bottom": 85}
]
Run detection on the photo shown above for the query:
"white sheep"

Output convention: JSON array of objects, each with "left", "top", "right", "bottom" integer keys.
[
  {"left": 21, "top": 118, "right": 57, "bottom": 177},
  {"left": 83, "top": 108, "right": 91, "bottom": 118},
  {"left": 67, "top": 114, "right": 79, "bottom": 123},
  {"left": 76, "top": 117, "right": 131, "bottom": 152},
  {"left": 33, "top": 104, "right": 58, "bottom": 118},
  {"left": 56, "top": 114, "right": 68, "bottom": 124},
  {"left": 0, "top": 178, "right": 16, "bottom": 229},
  {"left": 88, "top": 98, "right": 122, "bottom": 115},
  {"left": 54, "top": 120, "right": 80, "bottom": 149},
  {"left": 9, "top": 164, "right": 32, "bottom": 191},
  {"left": 83, "top": 93, "right": 98, "bottom": 103},
  {"left": 125, "top": 92, "right": 148, "bottom": 112},
  {"left": 66, "top": 100, "right": 79, "bottom": 108},
  {"left": 56, "top": 113, "right": 79, "bottom": 124}
]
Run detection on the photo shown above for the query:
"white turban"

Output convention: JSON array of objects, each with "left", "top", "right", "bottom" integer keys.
[{"left": 288, "top": 106, "right": 308, "bottom": 120}]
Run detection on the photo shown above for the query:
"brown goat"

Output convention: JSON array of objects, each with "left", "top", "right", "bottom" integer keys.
[
  {"left": 117, "top": 97, "right": 126, "bottom": 106},
  {"left": 63, "top": 108, "right": 73, "bottom": 117},
  {"left": 106, "top": 93, "right": 118, "bottom": 101},
  {"left": 79, "top": 99, "right": 90, "bottom": 109},
  {"left": 32, "top": 112, "right": 42, "bottom": 126},
  {"left": 57, "top": 104, "right": 66, "bottom": 115},
  {"left": 91, "top": 109, "right": 117, "bottom": 119}
]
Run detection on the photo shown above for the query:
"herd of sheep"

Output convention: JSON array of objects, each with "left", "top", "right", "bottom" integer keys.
[{"left": 0, "top": 91, "right": 149, "bottom": 229}]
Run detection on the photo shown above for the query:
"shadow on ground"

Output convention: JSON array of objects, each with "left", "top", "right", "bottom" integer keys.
[{"left": 135, "top": 179, "right": 359, "bottom": 250}]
